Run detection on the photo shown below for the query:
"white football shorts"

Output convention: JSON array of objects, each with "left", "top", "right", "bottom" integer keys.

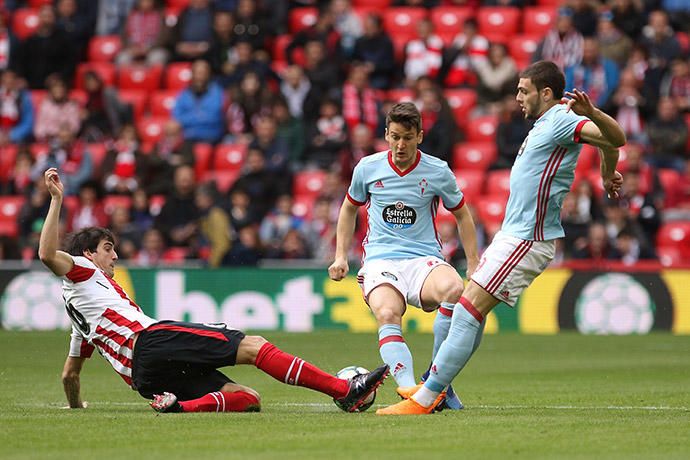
[
  {"left": 357, "top": 256, "right": 452, "bottom": 308},
  {"left": 471, "top": 231, "right": 555, "bottom": 307}
]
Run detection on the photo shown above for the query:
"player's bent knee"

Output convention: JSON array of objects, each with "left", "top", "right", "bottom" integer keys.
[
  {"left": 439, "top": 278, "right": 464, "bottom": 303},
  {"left": 236, "top": 335, "right": 269, "bottom": 365},
  {"left": 372, "top": 307, "right": 403, "bottom": 325}
]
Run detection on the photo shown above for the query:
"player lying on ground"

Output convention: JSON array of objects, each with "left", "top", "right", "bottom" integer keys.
[
  {"left": 328, "top": 102, "right": 480, "bottom": 410},
  {"left": 378, "top": 61, "right": 626, "bottom": 415},
  {"left": 39, "top": 168, "right": 389, "bottom": 413}
]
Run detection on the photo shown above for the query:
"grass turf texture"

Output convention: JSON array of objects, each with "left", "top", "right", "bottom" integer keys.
[{"left": 1, "top": 331, "right": 689, "bottom": 459}]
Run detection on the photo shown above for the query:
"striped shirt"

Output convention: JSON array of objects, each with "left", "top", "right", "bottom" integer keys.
[{"left": 64, "top": 256, "right": 157, "bottom": 386}]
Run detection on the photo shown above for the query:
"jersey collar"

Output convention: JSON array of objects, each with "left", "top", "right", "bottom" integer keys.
[{"left": 388, "top": 150, "right": 421, "bottom": 177}]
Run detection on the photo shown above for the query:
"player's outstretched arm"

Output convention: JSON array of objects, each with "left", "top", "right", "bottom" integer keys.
[
  {"left": 452, "top": 204, "right": 480, "bottom": 278},
  {"left": 62, "top": 356, "right": 87, "bottom": 409},
  {"left": 38, "top": 168, "right": 74, "bottom": 276},
  {"left": 328, "top": 199, "right": 358, "bottom": 281}
]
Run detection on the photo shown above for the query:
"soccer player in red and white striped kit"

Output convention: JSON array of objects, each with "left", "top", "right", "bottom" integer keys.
[{"left": 39, "top": 168, "right": 388, "bottom": 413}]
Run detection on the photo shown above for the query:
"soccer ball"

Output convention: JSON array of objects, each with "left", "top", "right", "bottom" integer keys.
[{"left": 333, "top": 366, "right": 376, "bottom": 412}]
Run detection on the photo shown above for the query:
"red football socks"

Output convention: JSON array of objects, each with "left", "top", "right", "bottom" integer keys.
[
  {"left": 254, "top": 342, "right": 349, "bottom": 399},
  {"left": 179, "top": 391, "right": 259, "bottom": 412}
]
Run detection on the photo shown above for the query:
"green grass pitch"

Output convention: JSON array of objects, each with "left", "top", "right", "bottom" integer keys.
[{"left": 2, "top": 330, "right": 689, "bottom": 459}]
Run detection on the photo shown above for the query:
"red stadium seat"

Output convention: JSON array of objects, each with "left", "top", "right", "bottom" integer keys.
[
  {"left": 201, "top": 170, "right": 240, "bottom": 194},
  {"left": 30, "top": 90, "right": 46, "bottom": 114},
  {"left": 149, "top": 90, "right": 179, "bottom": 117},
  {"left": 272, "top": 34, "right": 293, "bottom": 63},
  {"left": 166, "top": 0, "right": 190, "bottom": 8},
  {"left": 149, "top": 194, "right": 166, "bottom": 215},
  {"left": 465, "top": 115, "right": 499, "bottom": 143},
  {"left": 162, "top": 247, "right": 188, "bottom": 264},
  {"left": 28, "top": 0, "right": 53, "bottom": 7},
  {"left": 103, "top": 195, "right": 133, "bottom": 214},
  {"left": 86, "top": 143, "right": 107, "bottom": 174},
  {"left": 164, "top": 6, "right": 181, "bottom": 27},
  {"left": 390, "top": 34, "right": 409, "bottom": 63},
  {"left": 444, "top": 88, "right": 477, "bottom": 127},
  {"left": 76, "top": 62, "right": 117, "bottom": 90},
  {"left": 453, "top": 142, "right": 497, "bottom": 171},
  {"left": 137, "top": 117, "right": 167, "bottom": 144},
  {"left": 214, "top": 143, "right": 247, "bottom": 171},
  {"left": 353, "top": 0, "right": 391, "bottom": 7},
  {"left": 29, "top": 142, "right": 49, "bottom": 159},
  {"left": 431, "top": 7, "right": 473, "bottom": 36},
  {"left": 454, "top": 169, "right": 484, "bottom": 205},
  {"left": 486, "top": 169, "right": 511, "bottom": 199},
  {"left": 0, "top": 196, "right": 25, "bottom": 238},
  {"left": 0, "top": 145, "right": 18, "bottom": 181},
  {"left": 292, "top": 194, "right": 317, "bottom": 219},
  {"left": 294, "top": 170, "right": 328, "bottom": 198},
  {"left": 289, "top": 7, "right": 319, "bottom": 33},
  {"left": 192, "top": 143, "right": 213, "bottom": 179},
  {"left": 508, "top": 35, "right": 541, "bottom": 70},
  {"left": 12, "top": 8, "right": 39, "bottom": 40},
  {"left": 658, "top": 169, "right": 681, "bottom": 207},
  {"left": 476, "top": 195, "right": 507, "bottom": 233},
  {"left": 575, "top": 143, "right": 598, "bottom": 174},
  {"left": 165, "top": 62, "right": 192, "bottom": 90},
  {"left": 69, "top": 89, "right": 88, "bottom": 106},
  {"left": 657, "top": 221, "right": 690, "bottom": 259},
  {"left": 118, "top": 89, "right": 148, "bottom": 123},
  {"left": 88, "top": 35, "right": 122, "bottom": 62},
  {"left": 522, "top": 7, "right": 556, "bottom": 37},
  {"left": 477, "top": 7, "right": 520, "bottom": 40},
  {"left": 118, "top": 65, "right": 163, "bottom": 91},
  {"left": 387, "top": 88, "right": 414, "bottom": 103},
  {"left": 656, "top": 246, "right": 682, "bottom": 267},
  {"left": 382, "top": 8, "right": 428, "bottom": 40}
]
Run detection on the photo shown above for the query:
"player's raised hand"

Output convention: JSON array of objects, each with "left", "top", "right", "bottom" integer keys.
[
  {"left": 328, "top": 257, "right": 349, "bottom": 281},
  {"left": 603, "top": 171, "right": 623, "bottom": 199},
  {"left": 44, "top": 168, "right": 64, "bottom": 199},
  {"left": 562, "top": 88, "right": 595, "bottom": 118}
]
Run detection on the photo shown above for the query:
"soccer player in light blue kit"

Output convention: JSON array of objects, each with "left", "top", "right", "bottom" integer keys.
[
  {"left": 328, "top": 102, "right": 480, "bottom": 410},
  {"left": 378, "top": 61, "right": 626, "bottom": 414}
]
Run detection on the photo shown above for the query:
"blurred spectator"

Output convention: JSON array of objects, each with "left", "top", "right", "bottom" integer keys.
[
  {"left": 341, "top": 64, "right": 379, "bottom": 134},
  {"left": 130, "top": 188, "right": 154, "bottom": 234},
  {"left": 572, "top": 221, "right": 621, "bottom": 261},
  {"left": 330, "top": 0, "right": 362, "bottom": 58},
  {"left": 561, "top": 181, "right": 603, "bottom": 255},
  {"left": 173, "top": 60, "right": 225, "bottom": 144},
  {"left": 0, "top": 69, "right": 34, "bottom": 146},
  {"left": 30, "top": 126, "right": 93, "bottom": 195},
  {"left": 69, "top": 180, "right": 108, "bottom": 232},
  {"left": 2, "top": 147, "right": 33, "bottom": 195},
  {"left": 226, "top": 71, "right": 275, "bottom": 142},
  {"left": 110, "top": 205, "right": 139, "bottom": 259},
  {"left": 304, "top": 98, "right": 347, "bottom": 169},
  {"left": 280, "top": 64, "right": 312, "bottom": 119},
  {"left": 208, "top": 10, "right": 236, "bottom": 80},
  {"left": 660, "top": 58, "right": 690, "bottom": 113},
  {"left": 221, "top": 39, "right": 275, "bottom": 89},
  {"left": 276, "top": 228, "right": 310, "bottom": 260},
  {"left": 34, "top": 74, "right": 81, "bottom": 142},
  {"left": 195, "top": 183, "right": 232, "bottom": 268},
  {"left": 260, "top": 194, "right": 304, "bottom": 258},
  {"left": 607, "top": 68, "right": 648, "bottom": 143},
  {"left": 261, "top": 0, "right": 289, "bottom": 37},
  {"left": 403, "top": 18, "right": 444, "bottom": 86},
  {"left": 56, "top": 0, "right": 96, "bottom": 58},
  {"left": 226, "top": 188, "right": 258, "bottom": 231},
  {"left": 619, "top": 143, "right": 664, "bottom": 205},
  {"left": 116, "top": 0, "right": 169, "bottom": 67},
  {"left": 493, "top": 96, "right": 533, "bottom": 170},
  {"left": 662, "top": 0, "right": 690, "bottom": 33},
  {"left": 567, "top": 0, "right": 598, "bottom": 37},
  {"left": 341, "top": 123, "right": 375, "bottom": 179},
  {"left": 303, "top": 40, "right": 341, "bottom": 102},
  {"left": 437, "top": 220, "right": 463, "bottom": 267},
  {"left": 610, "top": 0, "right": 645, "bottom": 40},
  {"left": 232, "top": 0, "right": 269, "bottom": 51},
  {"left": 0, "top": 14, "right": 18, "bottom": 72},
  {"left": 536, "top": 7, "right": 584, "bottom": 70},
  {"left": 96, "top": 0, "right": 135, "bottom": 36},
  {"left": 618, "top": 169, "right": 661, "bottom": 249},
  {"left": 286, "top": 7, "right": 340, "bottom": 66},
  {"left": 645, "top": 97, "right": 688, "bottom": 172},
  {"left": 134, "top": 227, "right": 166, "bottom": 267},
  {"left": 18, "top": 177, "right": 60, "bottom": 254},
  {"left": 147, "top": 120, "right": 194, "bottom": 195},
  {"left": 475, "top": 43, "right": 518, "bottom": 110},
  {"left": 230, "top": 147, "right": 281, "bottom": 221},
  {"left": 273, "top": 98, "right": 305, "bottom": 165},
  {"left": 640, "top": 10, "right": 682, "bottom": 95},
  {"left": 596, "top": 10, "right": 633, "bottom": 68},
  {"left": 352, "top": 14, "right": 395, "bottom": 90},
  {"left": 249, "top": 115, "right": 291, "bottom": 175},
  {"left": 224, "top": 224, "right": 262, "bottom": 266},
  {"left": 614, "top": 226, "right": 656, "bottom": 265},
  {"left": 675, "top": 159, "right": 690, "bottom": 209},
  {"left": 80, "top": 70, "right": 131, "bottom": 141},
  {"left": 171, "top": 0, "right": 214, "bottom": 61},
  {"left": 102, "top": 124, "right": 148, "bottom": 194},
  {"left": 302, "top": 196, "right": 336, "bottom": 261},
  {"left": 13, "top": 5, "right": 77, "bottom": 89},
  {"left": 155, "top": 164, "right": 199, "bottom": 247},
  {"left": 417, "top": 87, "right": 455, "bottom": 163},
  {"left": 443, "top": 18, "right": 486, "bottom": 87},
  {"left": 565, "top": 37, "right": 620, "bottom": 107}
]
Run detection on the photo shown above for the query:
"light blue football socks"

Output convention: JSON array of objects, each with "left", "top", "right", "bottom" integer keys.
[{"left": 378, "top": 324, "right": 416, "bottom": 387}]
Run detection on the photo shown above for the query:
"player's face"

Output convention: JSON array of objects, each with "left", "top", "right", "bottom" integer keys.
[
  {"left": 386, "top": 122, "right": 423, "bottom": 169},
  {"left": 516, "top": 78, "right": 545, "bottom": 119},
  {"left": 86, "top": 239, "right": 118, "bottom": 278}
]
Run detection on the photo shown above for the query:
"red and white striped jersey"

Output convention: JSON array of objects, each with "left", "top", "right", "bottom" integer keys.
[{"left": 64, "top": 255, "right": 157, "bottom": 386}]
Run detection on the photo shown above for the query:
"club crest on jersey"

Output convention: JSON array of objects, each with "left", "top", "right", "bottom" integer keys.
[
  {"left": 382, "top": 201, "right": 416, "bottom": 229},
  {"left": 419, "top": 178, "right": 428, "bottom": 196}
]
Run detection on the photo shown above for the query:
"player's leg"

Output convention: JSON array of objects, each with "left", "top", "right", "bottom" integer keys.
[
  {"left": 368, "top": 285, "right": 417, "bottom": 387},
  {"left": 152, "top": 380, "right": 262, "bottom": 413}
]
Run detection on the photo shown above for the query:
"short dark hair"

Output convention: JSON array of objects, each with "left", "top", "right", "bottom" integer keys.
[
  {"left": 386, "top": 102, "right": 422, "bottom": 133},
  {"left": 63, "top": 227, "right": 115, "bottom": 256},
  {"left": 519, "top": 61, "right": 565, "bottom": 99}
]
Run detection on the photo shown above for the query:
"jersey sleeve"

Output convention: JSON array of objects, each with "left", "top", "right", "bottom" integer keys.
[
  {"left": 346, "top": 161, "right": 368, "bottom": 206},
  {"left": 552, "top": 109, "right": 590, "bottom": 146},
  {"left": 439, "top": 167, "right": 465, "bottom": 211},
  {"left": 64, "top": 256, "right": 97, "bottom": 283},
  {"left": 68, "top": 326, "right": 94, "bottom": 358}
]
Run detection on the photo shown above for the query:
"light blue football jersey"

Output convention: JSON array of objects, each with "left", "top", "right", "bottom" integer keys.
[
  {"left": 347, "top": 150, "right": 465, "bottom": 262},
  {"left": 501, "top": 104, "right": 590, "bottom": 241}
]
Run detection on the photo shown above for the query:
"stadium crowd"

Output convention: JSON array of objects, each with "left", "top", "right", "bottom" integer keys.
[{"left": 0, "top": 0, "right": 689, "bottom": 268}]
